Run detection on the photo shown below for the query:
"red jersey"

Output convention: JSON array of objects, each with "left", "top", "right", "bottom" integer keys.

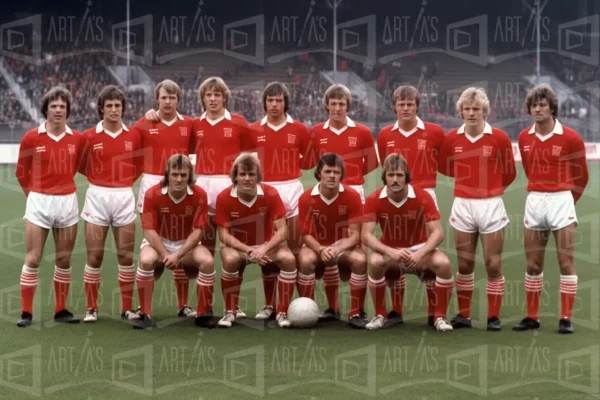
[
  {"left": 363, "top": 185, "right": 440, "bottom": 248},
  {"left": 134, "top": 113, "right": 194, "bottom": 175},
  {"left": 79, "top": 122, "right": 143, "bottom": 187},
  {"left": 438, "top": 123, "right": 516, "bottom": 198},
  {"left": 15, "top": 123, "right": 84, "bottom": 196},
  {"left": 191, "top": 110, "right": 254, "bottom": 175},
  {"left": 376, "top": 118, "right": 445, "bottom": 189},
  {"left": 249, "top": 114, "right": 310, "bottom": 181},
  {"left": 214, "top": 183, "right": 286, "bottom": 246},
  {"left": 518, "top": 120, "right": 589, "bottom": 203},
  {"left": 141, "top": 184, "right": 208, "bottom": 242},
  {"left": 298, "top": 184, "right": 363, "bottom": 246},
  {"left": 304, "top": 117, "right": 378, "bottom": 185}
]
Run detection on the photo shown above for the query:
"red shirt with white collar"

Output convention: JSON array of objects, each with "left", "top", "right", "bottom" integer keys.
[
  {"left": 16, "top": 122, "right": 84, "bottom": 196},
  {"left": 518, "top": 120, "right": 588, "bottom": 203},
  {"left": 438, "top": 122, "right": 516, "bottom": 198},
  {"left": 363, "top": 185, "right": 440, "bottom": 248},
  {"left": 249, "top": 114, "right": 310, "bottom": 181},
  {"left": 376, "top": 118, "right": 445, "bottom": 189},
  {"left": 134, "top": 113, "right": 194, "bottom": 175},
  {"left": 79, "top": 122, "right": 143, "bottom": 187},
  {"left": 305, "top": 117, "right": 378, "bottom": 185},
  {"left": 298, "top": 184, "right": 363, "bottom": 245},
  {"left": 191, "top": 110, "right": 254, "bottom": 175},
  {"left": 214, "top": 183, "right": 286, "bottom": 246},
  {"left": 141, "top": 184, "right": 208, "bottom": 242}
]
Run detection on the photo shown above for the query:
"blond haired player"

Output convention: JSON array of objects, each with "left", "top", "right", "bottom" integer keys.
[
  {"left": 438, "top": 87, "right": 516, "bottom": 331},
  {"left": 215, "top": 153, "right": 297, "bottom": 329}
]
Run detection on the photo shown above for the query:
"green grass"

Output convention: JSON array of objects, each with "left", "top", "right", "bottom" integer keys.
[{"left": 0, "top": 165, "right": 599, "bottom": 400}]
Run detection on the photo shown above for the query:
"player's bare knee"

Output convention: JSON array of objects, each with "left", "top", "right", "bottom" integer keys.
[
  {"left": 526, "top": 260, "right": 544, "bottom": 275},
  {"left": 198, "top": 256, "right": 215, "bottom": 274},
  {"left": 558, "top": 259, "right": 575, "bottom": 276},
  {"left": 25, "top": 253, "right": 42, "bottom": 269},
  {"left": 484, "top": 257, "right": 503, "bottom": 278},
  {"left": 349, "top": 251, "right": 367, "bottom": 274},
  {"left": 431, "top": 252, "right": 452, "bottom": 279},
  {"left": 221, "top": 250, "right": 241, "bottom": 273},
  {"left": 277, "top": 250, "right": 297, "bottom": 272},
  {"left": 116, "top": 253, "right": 134, "bottom": 268},
  {"left": 368, "top": 253, "right": 385, "bottom": 280},
  {"left": 138, "top": 253, "right": 158, "bottom": 271}
]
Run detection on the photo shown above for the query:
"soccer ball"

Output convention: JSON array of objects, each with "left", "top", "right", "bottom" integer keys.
[{"left": 287, "top": 297, "right": 320, "bottom": 328}]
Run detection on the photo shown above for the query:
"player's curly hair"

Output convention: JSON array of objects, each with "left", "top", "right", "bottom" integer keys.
[
  {"left": 97, "top": 85, "right": 126, "bottom": 119},
  {"left": 154, "top": 79, "right": 181, "bottom": 102},
  {"left": 323, "top": 84, "right": 352, "bottom": 111},
  {"left": 525, "top": 83, "right": 559, "bottom": 117},
  {"left": 41, "top": 86, "right": 72, "bottom": 119},
  {"left": 230, "top": 153, "right": 262, "bottom": 184},
  {"left": 392, "top": 85, "right": 420, "bottom": 112},
  {"left": 314, "top": 153, "right": 346, "bottom": 181},
  {"left": 262, "top": 82, "right": 290, "bottom": 114},
  {"left": 161, "top": 154, "right": 196, "bottom": 187},
  {"left": 456, "top": 87, "right": 490, "bottom": 119},
  {"left": 198, "top": 77, "right": 231, "bottom": 112},
  {"left": 381, "top": 153, "right": 412, "bottom": 184}
]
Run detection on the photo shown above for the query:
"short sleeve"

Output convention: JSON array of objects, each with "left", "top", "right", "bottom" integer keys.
[
  {"left": 141, "top": 191, "right": 158, "bottom": 229},
  {"left": 421, "top": 191, "right": 440, "bottom": 222},
  {"left": 347, "top": 190, "right": 364, "bottom": 223},
  {"left": 214, "top": 193, "right": 230, "bottom": 227},
  {"left": 193, "top": 189, "right": 209, "bottom": 229},
  {"left": 362, "top": 194, "right": 379, "bottom": 223}
]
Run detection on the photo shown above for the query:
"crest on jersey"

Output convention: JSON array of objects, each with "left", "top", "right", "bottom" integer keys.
[
  {"left": 185, "top": 206, "right": 193, "bottom": 215},
  {"left": 552, "top": 145, "right": 562, "bottom": 156},
  {"left": 348, "top": 136, "right": 357, "bottom": 147},
  {"left": 125, "top": 141, "right": 132, "bottom": 151},
  {"left": 483, "top": 146, "right": 492, "bottom": 157},
  {"left": 224, "top": 128, "right": 233, "bottom": 138},
  {"left": 288, "top": 134, "right": 296, "bottom": 144},
  {"left": 408, "top": 210, "right": 417, "bottom": 219},
  {"left": 68, "top": 144, "right": 75, "bottom": 154},
  {"left": 417, "top": 139, "right": 427, "bottom": 150},
  {"left": 339, "top": 205, "right": 347, "bottom": 215},
  {"left": 179, "top": 127, "right": 188, "bottom": 136},
  {"left": 259, "top": 207, "right": 267, "bottom": 215}
]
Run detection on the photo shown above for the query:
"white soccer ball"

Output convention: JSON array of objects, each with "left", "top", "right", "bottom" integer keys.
[{"left": 287, "top": 297, "right": 320, "bottom": 328}]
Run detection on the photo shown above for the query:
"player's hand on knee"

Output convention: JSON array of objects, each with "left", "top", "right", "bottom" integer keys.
[
  {"left": 406, "top": 251, "right": 423, "bottom": 268},
  {"left": 248, "top": 247, "right": 271, "bottom": 265},
  {"left": 320, "top": 247, "right": 335, "bottom": 263},
  {"left": 163, "top": 253, "right": 181, "bottom": 270}
]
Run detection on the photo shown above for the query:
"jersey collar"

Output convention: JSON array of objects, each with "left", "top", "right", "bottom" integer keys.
[
  {"left": 95, "top": 121, "right": 129, "bottom": 138},
  {"left": 260, "top": 114, "right": 294, "bottom": 131},
  {"left": 231, "top": 184, "right": 264, "bottom": 208},
  {"left": 323, "top": 117, "right": 356, "bottom": 135},
  {"left": 457, "top": 122, "right": 492, "bottom": 143},
  {"left": 38, "top": 122, "right": 72, "bottom": 142},
  {"left": 311, "top": 183, "right": 344, "bottom": 205},
  {"left": 160, "top": 112, "right": 184, "bottom": 127},
  {"left": 391, "top": 117, "right": 425, "bottom": 137},
  {"left": 200, "top": 109, "right": 232, "bottom": 126},
  {"left": 379, "top": 184, "right": 416, "bottom": 208}
]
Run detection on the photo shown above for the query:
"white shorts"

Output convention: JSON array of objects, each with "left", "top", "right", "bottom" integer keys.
[
  {"left": 141, "top": 237, "right": 185, "bottom": 254},
  {"left": 450, "top": 196, "right": 509, "bottom": 234},
  {"left": 265, "top": 179, "right": 303, "bottom": 218},
  {"left": 196, "top": 175, "right": 231, "bottom": 215},
  {"left": 524, "top": 191, "right": 577, "bottom": 231},
  {"left": 348, "top": 185, "right": 365, "bottom": 203},
  {"left": 24, "top": 192, "right": 79, "bottom": 229},
  {"left": 82, "top": 184, "right": 136, "bottom": 227},
  {"left": 137, "top": 174, "right": 163, "bottom": 213},
  {"left": 424, "top": 188, "right": 439, "bottom": 210}
]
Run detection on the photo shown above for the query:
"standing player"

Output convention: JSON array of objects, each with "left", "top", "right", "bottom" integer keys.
[
  {"left": 296, "top": 153, "right": 368, "bottom": 327},
  {"left": 438, "top": 87, "right": 516, "bottom": 331},
  {"left": 514, "top": 84, "right": 588, "bottom": 334},
  {"left": 215, "top": 153, "right": 297, "bottom": 328},
  {"left": 304, "top": 84, "right": 378, "bottom": 203},
  {"left": 135, "top": 80, "right": 197, "bottom": 319},
  {"left": 15, "top": 87, "right": 84, "bottom": 327},
  {"left": 79, "top": 85, "right": 143, "bottom": 322},
  {"left": 362, "top": 154, "right": 454, "bottom": 331},
  {"left": 134, "top": 154, "right": 215, "bottom": 329},
  {"left": 376, "top": 85, "right": 446, "bottom": 326},
  {"left": 248, "top": 82, "right": 310, "bottom": 320}
]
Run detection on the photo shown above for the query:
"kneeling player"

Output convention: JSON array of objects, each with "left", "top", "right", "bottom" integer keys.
[
  {"left": 134, "top": 155, "right": 215, "bottom": 329},
  {"left": 297, "top": 153, "right": 368, "bottom": 328},
  {"left": 215, "top": 153, "right": 296, "bottom": 328},
  {"left": 362, "top": 154, "right": 454, "bottom": 331}
]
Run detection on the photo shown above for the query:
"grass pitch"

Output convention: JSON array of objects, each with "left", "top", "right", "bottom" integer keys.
[{"left": 0, "top": 165, "right": 598, "bottom": 399}]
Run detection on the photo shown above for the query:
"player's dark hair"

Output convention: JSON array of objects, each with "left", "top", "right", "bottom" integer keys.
[
  {"left": 381, "top": 153, "right": 411, "bottom": 184},
  {"left": 230, "top": 153, "right": 262, "bottom": 184},
  {"left": 323, "top": 84, "right": 352, "bottom": 111},
  {"left": 41, "top": 86, "right": 72, "bottom": 119},
  {"left": 262, "top": 82, "right": 290, "bottom": 113},
  {"left": 314, "top": 153, "right": 346, "bottom": 181},
  {"left": 161, "top": 154, "right": 196, "bottom": 187},
  {"left": 97, "top": 85, "right": 126, "bottom": 119},
  {"left": 525, "top": 83, "right": 559, "bottom": 117},
  {"left": 392, "top": 85, "right": 420, "bottom": 112}
]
